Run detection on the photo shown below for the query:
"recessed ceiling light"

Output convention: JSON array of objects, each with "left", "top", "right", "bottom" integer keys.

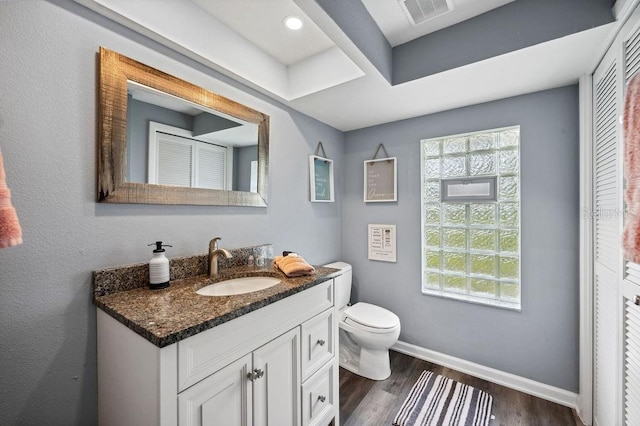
[{"left": 283, "top": 15, "right": 303, "bottom": 31}]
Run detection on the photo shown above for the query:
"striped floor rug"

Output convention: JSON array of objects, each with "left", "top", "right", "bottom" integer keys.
[{"left": 393, "top": 371, "right": 493, "bottom": 426}]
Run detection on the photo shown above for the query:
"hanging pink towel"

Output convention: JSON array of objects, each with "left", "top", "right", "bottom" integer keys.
[
  {"left": 0, "top": 151, "right": 22, "bottom": 248},
  {"left": 624, "top": 73, "right": 640, "bottom": 262}
]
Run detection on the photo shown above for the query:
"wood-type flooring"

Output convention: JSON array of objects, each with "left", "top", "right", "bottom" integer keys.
[{"left": 339, "top": 350, "right": 583, "bottom": 426}]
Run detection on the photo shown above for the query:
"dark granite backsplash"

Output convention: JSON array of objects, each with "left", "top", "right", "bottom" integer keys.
[{"left": 93, "top": 244, "right": 274, "bottom": 298}]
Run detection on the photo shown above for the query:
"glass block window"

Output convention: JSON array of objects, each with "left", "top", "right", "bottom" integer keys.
[{"left": 421, "top": 126, "right": 521, "bottom": 310}]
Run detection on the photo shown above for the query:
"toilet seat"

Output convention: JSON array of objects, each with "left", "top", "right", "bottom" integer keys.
[{"left": 343, "top": 302, "right": 400, "bottom": 334}]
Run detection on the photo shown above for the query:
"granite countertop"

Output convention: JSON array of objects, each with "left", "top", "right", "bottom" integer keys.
[{"left": 94, "top": 264, "right": 339, "bottom": 348}]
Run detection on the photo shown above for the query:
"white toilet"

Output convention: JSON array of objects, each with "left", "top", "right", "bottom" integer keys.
[{"left": 324, "top": 262, "right": 401, "bottom": 381}]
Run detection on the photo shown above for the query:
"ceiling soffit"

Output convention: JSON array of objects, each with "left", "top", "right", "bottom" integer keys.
[
  {"left": 73, "top": 0, "right": 365, "bottom": 101},
  {"left": 71, "top": 0, "right": 618, "bottom": 131}
]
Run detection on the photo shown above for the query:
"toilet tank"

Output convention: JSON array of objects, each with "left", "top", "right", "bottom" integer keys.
[{"left": 324, "top": 261, "right": 352, "bottom": 308}]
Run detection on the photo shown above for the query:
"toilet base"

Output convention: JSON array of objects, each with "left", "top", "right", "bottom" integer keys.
[{"left": 339, "top": 330, "right": 392, "bottom": 381}]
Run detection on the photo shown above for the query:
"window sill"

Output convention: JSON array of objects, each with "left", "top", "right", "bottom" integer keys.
[{"left": 421, "top": 288, "right": 521, "bottom": 311}]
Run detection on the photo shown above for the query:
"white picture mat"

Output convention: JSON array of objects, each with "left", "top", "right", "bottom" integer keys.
[{"left": 368, "top": 224, "right": 397, "bottom": 262}]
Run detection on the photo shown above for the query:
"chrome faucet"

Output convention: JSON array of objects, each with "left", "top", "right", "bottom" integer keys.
[{"left": 208, "top": 237, "right": 233, "bottom": 277}]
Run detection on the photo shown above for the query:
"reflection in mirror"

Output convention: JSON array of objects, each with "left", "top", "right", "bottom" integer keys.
[
  {"left": 98, "top": 47, "right": 269, "bottom": 206},
  {"left": 126, "top": 82, "right": 259, "bottom": 192}
]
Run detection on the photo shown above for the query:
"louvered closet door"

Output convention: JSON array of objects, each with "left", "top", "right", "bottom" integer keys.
[{"left": 593, "top": 47, "right": 622, "bottom": 426}]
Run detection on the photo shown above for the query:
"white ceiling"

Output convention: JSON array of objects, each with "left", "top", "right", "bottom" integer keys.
[
  {"left": 288, "top": 23, "right": 615, "bottom": 130},
  {"left": 192, "top": 0, "right": 517, "bottom": 60},
  {"left": 191, "top": 0, "right": 335, "bottom": 65},
  {"left": 74, "top": 0, "right": 618, "bottom": 131}
]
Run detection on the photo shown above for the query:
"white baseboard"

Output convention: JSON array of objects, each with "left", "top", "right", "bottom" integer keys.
[{"left": 392, "top": 340, "right": 578, "bottom": 409}]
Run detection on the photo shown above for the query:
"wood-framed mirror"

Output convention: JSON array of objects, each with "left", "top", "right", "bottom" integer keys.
[{"left": 98, "top": 47, "right": 269, "bottom": 206}]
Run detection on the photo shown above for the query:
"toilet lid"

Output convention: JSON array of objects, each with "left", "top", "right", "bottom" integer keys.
[{"left": 344, "top": 302, "right": 399, "bottom": 329}]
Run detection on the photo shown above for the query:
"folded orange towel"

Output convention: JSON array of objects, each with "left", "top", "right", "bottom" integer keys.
[{"left": 274, "top": 254, "right": 315, "bottom": 277}]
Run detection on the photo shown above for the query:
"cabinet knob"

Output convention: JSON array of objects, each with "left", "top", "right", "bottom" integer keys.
[
  {"left": 318, "top": 395, "right": 326, "bottom": 403},
  {"left": 317, "top": 339, "right": 326, "bottom": 346},
  {"left": 247, "top": 368, "right": 265, "bottom": 381},
  {"left": 635, "top": 295, "right": 640, "bottom": 306}
]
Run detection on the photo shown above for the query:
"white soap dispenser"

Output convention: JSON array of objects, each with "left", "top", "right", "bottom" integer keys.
[{"left": 148, "top": 241, "right": 172, "bottom": 290}]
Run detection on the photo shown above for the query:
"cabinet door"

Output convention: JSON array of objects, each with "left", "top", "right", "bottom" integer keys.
[
  {"left": 253, "top": 327, "right": 301, "bottom": 426},
  {"left": 178, "top": 354, "right": 252, "bottom": 426}
]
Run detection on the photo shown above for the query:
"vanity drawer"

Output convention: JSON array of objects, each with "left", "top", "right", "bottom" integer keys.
[
  {"left": 302, "top": 361, "right": 336, "bottom": 426},
  {"left": 301, "top": 308, "right": 335, "bottom": 381}
]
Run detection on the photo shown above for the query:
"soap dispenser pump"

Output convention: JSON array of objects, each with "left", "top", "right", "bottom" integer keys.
[{"left": 148, "top": 241, "right": 172, "bottom": 290}]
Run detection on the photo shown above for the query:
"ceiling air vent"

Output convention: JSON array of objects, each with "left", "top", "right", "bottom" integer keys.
[{"left": 399, "top": 0, "right": 454, "bottom": 26}]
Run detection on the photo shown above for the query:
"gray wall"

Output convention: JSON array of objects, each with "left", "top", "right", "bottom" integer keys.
[
  {"left": 0, "top": 2, "right": 343, "bottom": 424},
  {"left": 343, "top": 86, "right": 580, "bottom": 392},
  {"left": 235, "top": 145, "right": 258, "bottom": 192}
]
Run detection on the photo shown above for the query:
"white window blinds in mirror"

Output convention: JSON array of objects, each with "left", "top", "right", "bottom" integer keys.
[
  {"left": 148, "top": 122, "right": 231, "bottom": 190},
  {"left": 196, "top": 143, "right": 227, "bottom": 189},
  {"left": 155, "top": 133, "right": 193, "bottom": 187}
]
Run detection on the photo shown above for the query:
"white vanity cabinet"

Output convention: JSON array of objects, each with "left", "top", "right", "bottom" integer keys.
[
  {"left": 179, "top": 327, "right": 300, "bottom": 426},
  {"left": 96, "top": 279, "right": 338, "bottom": 426}
]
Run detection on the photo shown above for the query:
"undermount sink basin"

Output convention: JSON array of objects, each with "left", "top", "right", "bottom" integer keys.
[{"left": 196, "top": 276, "right": 281, "bottom": 296}]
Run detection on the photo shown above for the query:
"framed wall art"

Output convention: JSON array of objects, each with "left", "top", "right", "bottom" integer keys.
[
  {"left": 364, "top": 157, "right": 397, "bottom": 202},
  {"left": 368, "top": 224, "right": 397, "bottom": 262},
  {"left": 309, "top": 140, "right": 335, "bottom": 204},
  {"left": 309, "top": 155, "right": 334, "bottom": 202}
]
